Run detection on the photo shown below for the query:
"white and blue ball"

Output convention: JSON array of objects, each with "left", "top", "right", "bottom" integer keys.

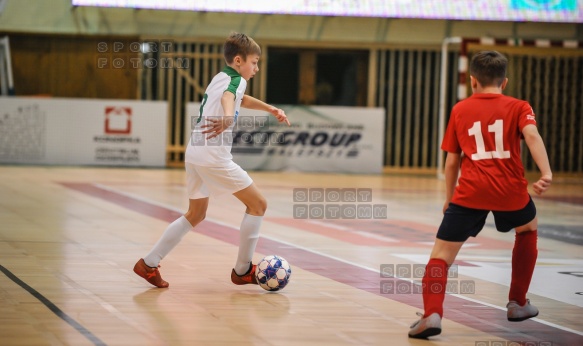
[{"left": 255, "top": 255, "right": 292, "bottom": 291}]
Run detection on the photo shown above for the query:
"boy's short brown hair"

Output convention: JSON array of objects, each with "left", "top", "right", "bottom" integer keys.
[
  {"left": 223, "top": 32, "right": 261, "bottom": 64},
  {"left": 470, "top": 50, "right": 508, "bottom": 87}
]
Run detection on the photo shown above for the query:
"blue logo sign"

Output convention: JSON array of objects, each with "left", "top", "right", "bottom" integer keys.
[{"left": 511, "top": 0, "right": 577, "bottom": 10}]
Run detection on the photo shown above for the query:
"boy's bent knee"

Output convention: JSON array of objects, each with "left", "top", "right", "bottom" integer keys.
[
  {"left": 515, "top": 217, "right": 537, "bottom": 233},
  {"left": 184, "top": 211, "right": 205, "bottom": 226},
  {"left": 247, "top": 198, "right": 267, "bottom": 216}
]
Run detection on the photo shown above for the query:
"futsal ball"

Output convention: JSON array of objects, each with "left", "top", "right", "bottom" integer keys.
[{"left": 255, "top": 255, "right": 292, "bottom": 291}]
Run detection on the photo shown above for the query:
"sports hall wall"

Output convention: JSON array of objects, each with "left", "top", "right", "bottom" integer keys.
[{"left": 0, "top": 0, "right": 582, "bottom": 173}]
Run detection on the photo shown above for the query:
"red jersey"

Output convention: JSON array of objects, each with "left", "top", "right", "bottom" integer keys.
[{"left": 441, "top": 93, "right": 537, "bottom": 211}]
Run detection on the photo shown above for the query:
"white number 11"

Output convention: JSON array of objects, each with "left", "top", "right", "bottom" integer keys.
[{"left": 468, "top": 120, "right": 510, "bottom": 160}]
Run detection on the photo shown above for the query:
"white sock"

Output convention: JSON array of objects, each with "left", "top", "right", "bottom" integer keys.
[
  {"left": 234, "top": 213, "right": 262, "bottom": 275},
  {"left": 143, "top": 216, "right": 193, "bottom": 267}
]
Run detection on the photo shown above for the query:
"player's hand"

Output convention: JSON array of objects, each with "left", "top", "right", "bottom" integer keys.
[
  {"left": 269, "top": 106, "right": 290, "bottom": 126},
  {"left": 201, "top": 116, "right": 235, "bottom": 139},
  {"left": 442, "top": 199, "right": 451, "bottom": 214},
  {"left": 533, "top": 174, "right": 552, "bottom": 195}
]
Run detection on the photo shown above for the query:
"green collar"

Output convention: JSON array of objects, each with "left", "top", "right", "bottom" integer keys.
[{"left": 223, "top": 66, "right": 241, "bottom": 77}]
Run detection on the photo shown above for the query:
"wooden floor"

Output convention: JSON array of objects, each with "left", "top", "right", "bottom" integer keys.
[{"left": 1, "top": 166, "right": 582, "bottom": 346}]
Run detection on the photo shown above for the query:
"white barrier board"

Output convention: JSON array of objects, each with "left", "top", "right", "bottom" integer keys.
[
  {"left": 185, "top": 104, "right": 385, "bottom": 174},
  {"left": 0, "top": 97, "right": 167, "bottom": 166}
]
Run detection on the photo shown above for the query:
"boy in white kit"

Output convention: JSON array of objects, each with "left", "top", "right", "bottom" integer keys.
[{"left": 134, "top": 32, "right": 290, "bottom": 288}]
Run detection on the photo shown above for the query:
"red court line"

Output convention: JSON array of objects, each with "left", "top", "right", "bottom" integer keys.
[
  {"left": 61, "top": 182, "right": 583, "bottom": 345},
  {"left": 267, "top": 218, "right": 513, "bottom": 250},
  {"left": 96, "top": 181, "right": 583, "bottom": 206}
]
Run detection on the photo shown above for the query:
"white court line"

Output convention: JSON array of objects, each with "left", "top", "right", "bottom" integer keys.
[
  {"left": 259, "top": 233, "right": 583, "bottom": 336},
  {"left": 307, "top": 219, "right": 399, "bottom": 242},
  {"left": 54, "top": 272, "right": 166, "bottom": 344},
  {"left": 92, "top": 183, "right": 583, "bottom": 336}
]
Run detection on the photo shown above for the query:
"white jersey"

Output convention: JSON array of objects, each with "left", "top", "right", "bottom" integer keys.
[{"left": 185, "top": 66, "right": 247, "bottom": 167}]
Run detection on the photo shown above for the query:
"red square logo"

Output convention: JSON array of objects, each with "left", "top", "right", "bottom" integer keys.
[{"left": 105, "top": 107, "right": 132, "bottom": 134}]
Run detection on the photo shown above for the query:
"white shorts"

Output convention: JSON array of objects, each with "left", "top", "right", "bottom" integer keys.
[{"left": 185, "top": 162, "right": 253, "bottom": 199}]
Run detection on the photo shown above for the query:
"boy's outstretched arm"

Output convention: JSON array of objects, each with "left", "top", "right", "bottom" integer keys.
[
  {"left": 443, "top": 152, "right": 461, "bottom": 213},
  {"left": 522, "top": 124, "right": 552, "bottom": 195},
  {"left": 241, "top": 95, "right": 290, "bottom": 126}
]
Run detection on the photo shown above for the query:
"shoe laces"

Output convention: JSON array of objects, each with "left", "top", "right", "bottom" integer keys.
[
  {"left": 145, "top": 264, "right": 161, "bottom": 275},
  {"left": 507, "top": 299, "right": 530, "bottom": 308},
  {"left": 410, "top": 312, "right": 424, "bottom": 328}
]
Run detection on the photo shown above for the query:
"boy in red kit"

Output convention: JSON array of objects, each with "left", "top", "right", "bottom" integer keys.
[{"left": 408, "top": 50, "right": 552, "bottom": 339}]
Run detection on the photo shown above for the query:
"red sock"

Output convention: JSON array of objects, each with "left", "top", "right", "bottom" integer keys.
[
  {"left": 509, "top": 230, "right": 538, "bottom": 306},
  {"left": 422, "top": 258, "right": 448, "bottom": 318}
]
